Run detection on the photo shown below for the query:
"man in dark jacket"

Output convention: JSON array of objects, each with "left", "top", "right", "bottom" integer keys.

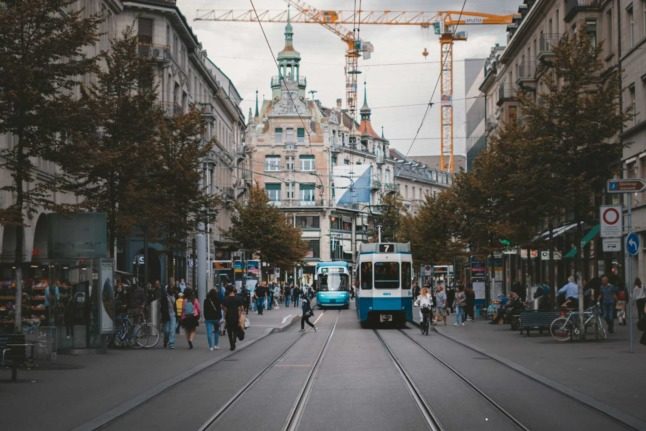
[
  {"left": 222, "top": 287, "right": 244, "bottom": 351},
  {"left": 255, "top": 282, "right": 267, "bottom": 315}
]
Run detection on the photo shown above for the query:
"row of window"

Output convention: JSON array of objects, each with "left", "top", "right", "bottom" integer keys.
[
  {"left": 275, "top": 127, "right": 306, "bottom": 144},
  {"left": 265, "top": 155, "right": 315, "bottom": 171},
  {"left": 266, "top": 183, "right": 316, "bottom": 202}
]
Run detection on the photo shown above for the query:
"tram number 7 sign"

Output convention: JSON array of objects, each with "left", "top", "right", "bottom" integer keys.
[{"left": 600, "top": 205, "right": 622, "bottom": 238}]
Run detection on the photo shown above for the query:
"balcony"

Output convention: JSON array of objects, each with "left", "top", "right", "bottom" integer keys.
[
  {"left": 516, "top": 60, "right": 536, "bottom": 91},
  {"left": 496, "top": 83, "right": 516, "bottom": 106},
  {"left": 371, "top": 177, "right": 381, "bottom": 190},
  {"left": 537, "top": 34, "right": 560, "bottom": 64},
  {"left": 161, "top": 102, "right": 183, "bottom": 117},
  {"left": 383, "top": 182, "right": 399, "bottom": 193},
  {"left": 137, "top": 44, "right": 170, "bottom": 63},
  {"left": 199, "top": 102, "right": 215, "bottom": 120},
  {"left": 565, "top": 0, "right": 601, "bottom": 22},
  {"left": 268, "top": 200, "right": 323, "bottom": 209}
]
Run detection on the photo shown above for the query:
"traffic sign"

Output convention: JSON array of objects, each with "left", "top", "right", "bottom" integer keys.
[
  {"left": 602, "top": 238, "right": 621, "bottom": 252},
  {"left": 626, "top": 232, "right": 640, "bottom": 256},
  {"left": 600, "top": 205, "right": 622, "bottom": 238},
  {"left": 607, "top": 179, "right": 646, "bottom": 193}
]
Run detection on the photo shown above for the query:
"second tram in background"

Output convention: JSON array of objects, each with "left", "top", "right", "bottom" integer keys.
[
  {"left": 355, "top": 242, "right": 413, "bottom": 326},
  {"left": 314, "top": 261, "right": 351, "bottom": 308}
]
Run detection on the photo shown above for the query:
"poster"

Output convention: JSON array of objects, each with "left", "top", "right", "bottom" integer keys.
[{"left": 473, "top": 281, "right": 486, "bottom": 300}]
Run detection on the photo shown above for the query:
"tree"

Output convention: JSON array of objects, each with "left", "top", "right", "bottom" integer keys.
[
  {"left": 0, "top": 0, "right": 101, "bottom": 331},
  {"left": 151, "top": 108, "right": 218, "bottom": 282},
  {"left": 225, "top": 187, "right": 307, "bottom": 269},
  {"left": 54, "top": 29, "right": 162, "bottom": 258},
  {"left": 371, "top": 193, "right": 407, "bottom": 242}
]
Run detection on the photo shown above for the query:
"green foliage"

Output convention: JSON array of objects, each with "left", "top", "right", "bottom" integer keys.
[
  {"left": 372, "top": 193, "right": 407, "bottom": 242},
  {"left": 451, "top": 30, "right": 626, "bottom": 253},
  {"left": 225, "top": 187, "right": 307, "bottom": 268},
  {"left": 0, "top": 0, "right": 101, "bottom": 233}
]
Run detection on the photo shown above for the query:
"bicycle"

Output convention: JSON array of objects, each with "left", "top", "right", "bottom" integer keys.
[
  {"left": 550, "top": 305, "right": 607, "bottom": 342},
  {"left": 420, "top": 306, "right": 432, "bottom": 336},
  {"left": 111, "top": 312, "right": 160, "bottom": 348}
]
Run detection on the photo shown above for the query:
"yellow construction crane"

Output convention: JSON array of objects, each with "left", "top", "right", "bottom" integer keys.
[{"left": 195, "top": 7, "right": 514, "bottom": 173}]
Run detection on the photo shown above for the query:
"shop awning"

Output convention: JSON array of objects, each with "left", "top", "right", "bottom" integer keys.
[
  {"left": 564, "top": 224, "right": 600, "bottom": 258},
  {"left": 533, "top": 222, "right": 579, "bottom": 242}
]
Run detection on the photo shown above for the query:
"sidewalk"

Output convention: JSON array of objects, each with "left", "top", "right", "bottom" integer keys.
[
  {"left": 0, "top": 303, "right": 299, "bottom": 431},
  {"left": 418, "top": 312, "right": 646, "bottom": 427}
]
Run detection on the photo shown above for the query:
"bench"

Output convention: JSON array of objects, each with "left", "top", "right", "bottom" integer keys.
[
  {"left": 518, "top": 311, "right": 560, "bottom": 336},
  {"left": 0, "top": 333, "right": 33, "bottom": 382}
]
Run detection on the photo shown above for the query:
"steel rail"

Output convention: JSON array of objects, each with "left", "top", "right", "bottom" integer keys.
[
  {"left": 373, "top": 330, "right": 443, "bottom": 431},
  {"left": 283, "top": 311, "right": 341, "bottom": 431},
  {"left": 397, "top": 329, "right": 530, "bottom": 431}
]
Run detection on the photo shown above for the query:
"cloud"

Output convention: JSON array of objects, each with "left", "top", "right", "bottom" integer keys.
[{"left": 180, "top": 0, "right": 513, "bottom": 156}]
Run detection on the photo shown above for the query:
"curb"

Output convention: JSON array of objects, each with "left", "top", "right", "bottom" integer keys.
[
  {"left": 72, "top": 322, "right": 294, "bottom": 431},
  {"left": 432, "top": 326, "right": 646, "bottom": 431}
]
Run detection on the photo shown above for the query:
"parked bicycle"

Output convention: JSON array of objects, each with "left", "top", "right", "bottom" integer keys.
[
  {"left": 110, "top": 312, "right": 160, "bottom": 348},
  {"left": 550, "top": 305, "right": 607, "bottom": 342}
]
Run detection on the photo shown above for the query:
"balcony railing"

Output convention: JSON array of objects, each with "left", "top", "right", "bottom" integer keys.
[
  {"left": 160, "top": 102, "right": 183, "bottom": 117},
  {"left": 516, "top": 60, "right": 536, "bottom": 89},
  {"left": 565, "top": 0, "right": 601, "bottom": 22},
  {"left": 268, "top": 199, "right": 322, "bottom": 208},
  {"left": 137, "top": 44, "right": 170, "bottom": 63},
  {"left": 538, "top": 34, "right": 560, "bottom": 62},
  {"left": 271, "top": 76, "right": 307, "bottom": 88},
  {"left": 384, "top": 182, "right": 399, "bottom": 193},
  {"left": 497, "top": 83, "right": 516, "bottom": 106}
]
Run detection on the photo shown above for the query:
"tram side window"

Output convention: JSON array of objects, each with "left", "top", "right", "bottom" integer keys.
[
  {"left": 374, "top": 262, "right": 399, "bottom": 289},
  {"left": 402, "top": 262, "right": 411, "bottom": 289},
  {"left": 360, "top": 262, "right": 372, "bottom": 289}
]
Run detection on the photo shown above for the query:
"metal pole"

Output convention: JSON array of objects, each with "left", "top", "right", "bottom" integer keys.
[
  {"left": 626, "top": 193, "right": 634, "bottom": 353},
  {"left": 377, "top": 224, "right": 382, "bottom": 243}
]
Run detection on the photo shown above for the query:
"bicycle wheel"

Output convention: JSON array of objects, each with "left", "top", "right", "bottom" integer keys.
[
  {"left": 594, "top": 317, "right": 607, "bottom": 340},
  {"left": 550, "top": 317, "right": 572, "bottom": 342},
  {"left": 135, "top": 323, "right": 160, "bottom": 348}
]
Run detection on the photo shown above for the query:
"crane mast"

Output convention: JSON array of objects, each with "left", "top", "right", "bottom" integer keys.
[{"left": 195, "top": 7, "right": 515, "bottom": 173}]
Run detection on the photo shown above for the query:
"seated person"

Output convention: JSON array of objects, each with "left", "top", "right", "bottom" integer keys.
[
  {"left": 490, "top": 292, "right": 524, "bottom": 324},
  {"left": 558, "top": 276, "right": 579, "bottom": 309}
]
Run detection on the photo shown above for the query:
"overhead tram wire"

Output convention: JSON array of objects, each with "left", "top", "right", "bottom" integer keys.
[
  {"left": 405, "top": 0, "right": 469, "bottom": 157},
  {"left": 249, "top": 0, "right": 313, "bottom": 153}
]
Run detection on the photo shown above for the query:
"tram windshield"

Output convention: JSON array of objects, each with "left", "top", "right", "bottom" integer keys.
[
  {"left": 374, "top": 262, "right": 400, "bottom": 289},
  {"left": 318, "top": 273, "right": 349, "bottom": 291}
]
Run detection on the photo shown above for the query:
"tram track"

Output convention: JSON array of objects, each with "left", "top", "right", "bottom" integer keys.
[
  {"left": 426, "top": 326, "right": 642, "bottom": 430},
  {"left": 394, "top": 329, "right": 530, "bottom": 431},
  {"left": 373, "top": 329, "right": 443, "bottom": 431},
  {"left": 198, "top": 311, "right": 341, "bottom": 431}
]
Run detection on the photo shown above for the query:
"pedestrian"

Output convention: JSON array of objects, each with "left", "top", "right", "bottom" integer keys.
[
  {"left": 175, "top": 292, "right": 184, "bottom": 334},
  {"left": 267, "top": 282, "right": 274, "bottom": 310},
  {"left": 464, "top": 285, "right": 475, "bottom": 321},
  {"left": 179, "top": 278, "right": 187, "bottom": 293},
  {"left": 598, "top": 275, "right": 617, "bottom": 334},
  {"left": 434, "top": 284, "right": 448, "bottom": 326},
  {"left": 446, "top": 286, "right": 455, "bottom": 314},
  {"left": 180, "top": 288, "right": 200, "bottom": 349},
  {"left": 222, "top": 287, "right": 244, "bottom": 351},
  {"left": 284, "top": 284, "right": 291, "bottom": 307},
  {"left": 300, "top": 294, "right": 317, "bottom": 332},
  {"left": 256, "top": 282, "right": 267, "bottom": 315},
  {"left": 633, "top": 278, "right": 645, "bottom": 322},
  {"left": 615, "top": 284, "right": 629, "bottom": 326},
  {"left": 292, "top": 285, "right": 301, "bottom": 308},
  {"left": 454, "top": 286, "right": 466, "bottom": 326},
  {"left": 161, "top": 285, "right": 176, "bottom": 349},
  {"left": 203, "top": 288, "right": 222, "bottom": 351},
  {"left": 45, "top": 281, "right": 60, "bottom": 325}
]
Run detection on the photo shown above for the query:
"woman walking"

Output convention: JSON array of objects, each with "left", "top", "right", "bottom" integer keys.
[
  {"left": 180, "top": 288, "right": 200, "bottom": 349},
  {"left": 434, "top": 284, "right": 448, "bottom": 326},
  {"left": 204, "top": 288, "right": 222, "bottom": 351}
]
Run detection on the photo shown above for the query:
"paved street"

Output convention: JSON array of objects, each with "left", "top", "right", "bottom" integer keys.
[{"left": 2, "top": 301, "right": 645, "bottom": 430}]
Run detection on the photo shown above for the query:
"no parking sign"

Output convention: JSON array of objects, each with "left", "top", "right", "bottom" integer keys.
[{"left": 600, "top": 205, "right": 622, "bottom": 238}]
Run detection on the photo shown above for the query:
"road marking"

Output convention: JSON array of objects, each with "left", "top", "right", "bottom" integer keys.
[{"left": 313, "top": 311, "right": 325, "bottom": 325}]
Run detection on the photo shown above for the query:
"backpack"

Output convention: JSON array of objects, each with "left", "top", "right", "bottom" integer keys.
[{"left": 183, "top": 300, "right": 194, "bottom": 316}]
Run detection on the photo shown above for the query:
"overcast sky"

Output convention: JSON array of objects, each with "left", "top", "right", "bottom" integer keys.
[{"left": 178, "top": 0, "right": 517, "bottom": 157}]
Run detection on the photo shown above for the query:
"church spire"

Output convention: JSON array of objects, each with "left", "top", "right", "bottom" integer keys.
[
  {"left": 360, "top": 81, "right": 371, "bottom": 121},
  {"left": 254, "top": 90, "right": 259, "bottom": 117}
]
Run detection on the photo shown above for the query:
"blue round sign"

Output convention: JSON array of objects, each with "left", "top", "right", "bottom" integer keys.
[{"left": 626, "top": 232, "right": 640, "bottom": 256}]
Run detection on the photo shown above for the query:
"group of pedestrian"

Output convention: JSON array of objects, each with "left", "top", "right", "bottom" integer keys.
[
  {"left": 251, "top": 282, "right": 304, "bottom": 314},
  {"left": 413, "top": 283, "right": 451, "bottom": 326},
  {"left": 159, "top": 283, "right": 246, "bottom": 351}
]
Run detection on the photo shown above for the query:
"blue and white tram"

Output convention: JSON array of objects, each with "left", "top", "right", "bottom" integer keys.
[
  {"left": 355, "top": 242, "right": 414, "bottom": 326},
  {"left": 315, "top": 261, "right": 351, "bottom": 308}
]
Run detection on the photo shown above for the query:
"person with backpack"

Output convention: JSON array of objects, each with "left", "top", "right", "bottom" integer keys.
[
  {"left": 204, "top": 288, "right": 222, "bottom": 351},
  {"left": 180, "top": 288, "right": 200, "bottom": 349}
]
